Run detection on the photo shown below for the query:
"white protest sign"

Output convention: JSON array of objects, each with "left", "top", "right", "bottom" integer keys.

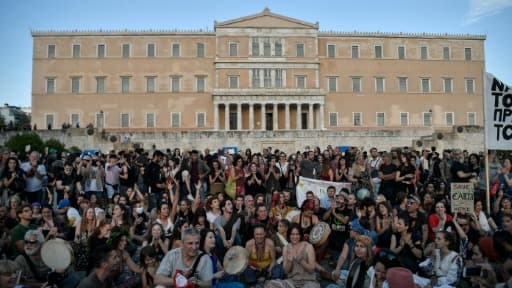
[
  {"left": 296, "top": 177, "right": 351, "bottom": 207},
  {"left": 450, "top": 182, "right": 474, "bottom": 214}
]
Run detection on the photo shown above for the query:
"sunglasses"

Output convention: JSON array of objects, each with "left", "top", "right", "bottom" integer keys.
[
  {"left": 378, "top": 250, "right": 397, "bottom": 261},
  {"left": 26, "top": 240, "right": 39, "bottom": 245}
]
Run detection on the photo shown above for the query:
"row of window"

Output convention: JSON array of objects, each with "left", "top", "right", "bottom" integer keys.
[
  {"left": 328, "top": 111, "right": 477, "bottom": 127},
  {"left": 327, "top": 44, "right": 473, "bottom": 61},
  {"left": 46, "top": 41, "right": 474, "bottom": 61},
  {"left": 46, "top": 75, "right": 206, "bottom": 94},
  {"left": 46, "top": 73, "right": 476, "bottom": 95},
  {"left": 326, "top": 76, "right": 475, "bottom": 94},
  {"left": 44, "top": 111, "right": 477, "bottom": 130},
  {"left": 45, "top": 112, "right": 205, "bottom": 129},
  {"left": 47, "top": 42, "right": 206, "bottom": 59}
]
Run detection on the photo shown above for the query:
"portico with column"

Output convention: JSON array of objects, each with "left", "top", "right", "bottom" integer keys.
[{"left": 212, "top": 94, "right": 325, "bottom": 131}]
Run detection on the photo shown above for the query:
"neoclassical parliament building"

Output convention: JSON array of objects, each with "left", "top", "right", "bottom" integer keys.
[{"left": 31, "top": 8, "right": 485, "bottom": 134}]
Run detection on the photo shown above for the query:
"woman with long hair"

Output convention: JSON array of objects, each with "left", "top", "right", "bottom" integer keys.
[
  {"left": 427, "top": 201, "right": 453, "bottom": 242},
  {"left": 265, "top": 156, "right": 281, "bottom": 196},
  {"left": 498, "top": 157, "right": 512, "bottom": 197},
  {"left": 271, "top": 191, "right": 292, "bottom": 222},
  {"left": 375, "top": 201, "right": 393, "bottom": 249},
  {"left": 142, "top": 222, "right": 170, "bottom": 260},
  {"left": 348, "top": 155, "right": 373, "bottom": 195},
  {"left": 206, "top": 196, "right": 222, "bottom": 230},
  {"left": 169, "top": 218, "right": 190, "bottom": 249},
  {"left": 155, "top": 202, "right": 175, "bottom": 238},
  {"left": 109, "top": 226, "right": 142, "bottom": 287},
  {"left": 430, "top": 231, "right": 462, "bottom": 287},
  {"left": 335, "top": 157, "right": 349, "bottom": 182},
  {"left": 139, "top": 246, "right": 159, "bottom": 288},
  {"left": 210, "top": 159, "right": 226, "bottom": 195},
  {"left": 266, "top": 223, "right": 319, "bottom": 288},
  {"left": 395, "top": 154, "right": 416, "bottom": 195},
  {"left": 390, "top": 214, "right": 423, "bottom": 273},
  {"left": 344, "top": 235, "right": 374, "bottom": 288},
  {"left": 1, "top": 157, "right": 24, "bottom": 198},
  {"left": 232, "top": 156, "right": 246, "bottom": 197},
  {"left": 318, "top": 154, "right": 334, "bottom": 182},
  {"left": 39, "top": 204, "right": 66, "bottom": 240}
]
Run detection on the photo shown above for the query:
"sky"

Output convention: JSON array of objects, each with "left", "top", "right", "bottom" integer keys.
[{"left": 0, "top": 0, "right": 511, "bottom": 107}]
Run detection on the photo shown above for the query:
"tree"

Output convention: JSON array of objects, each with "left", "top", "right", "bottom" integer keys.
[
  {"left": 44, "top": 138, "right": 66, "bottom": 155},
  {"left": 4, "top": 133, "right": 45, "bottom": 159}
]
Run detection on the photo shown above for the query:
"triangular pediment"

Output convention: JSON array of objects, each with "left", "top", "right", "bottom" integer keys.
[{"left": 215, "top": 8, "right": 318, "bottom": 29}]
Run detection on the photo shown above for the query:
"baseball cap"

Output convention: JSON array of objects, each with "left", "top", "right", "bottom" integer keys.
[
  {"left": 349, "top": 219, "right": 366, "bottom": 235},
  {"left": 58, "top": 199, "right": 70, "bottom": 209},
  {"left": 82, "top": 155, "right": 91, "bottom": 161}
]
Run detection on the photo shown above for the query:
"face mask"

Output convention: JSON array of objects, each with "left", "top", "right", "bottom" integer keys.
[{"left": 136, "top": 207, "right": 144, "bottom": 214}]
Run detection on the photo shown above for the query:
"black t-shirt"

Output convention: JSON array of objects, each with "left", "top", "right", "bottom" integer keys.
[
  {"left": 329, "top": 207, "right": 351, "bottom": 235},
  {"left": 380, "top": 163, "right": 398, "bottom": 185},
  {"left": 450, "top": 161, "right": 470, "bottom": 183}
]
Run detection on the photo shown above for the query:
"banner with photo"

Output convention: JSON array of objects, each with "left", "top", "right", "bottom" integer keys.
[
  {"left": 296, "top": 177, "right": 352, "bottom": 207},
  {"left": 484, "top": 73, "right": 512, "bottom": 150}
]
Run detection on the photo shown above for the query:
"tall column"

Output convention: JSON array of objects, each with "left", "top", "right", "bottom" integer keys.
[
  {"left": 285, "top": 103, "right": 290, "bottom": 130},
  {"left": 261, "top": 104, "right": 266, "bottom": 130},
  {"left": 319, "top": 103, "right": 325, "bottom": 130},
  {"left": 296, "top": 103, "right": 302, "bottom": 130},
  {"left": 308, "top": 103, "right": 314, "bottom": 130},
  {"left": 224, "top": 103, "right": 230, "bottom": 131},
  {"left": 237, "top": 103, "right": 242, "bottom": 130},
  {"left": 273, "top": 103, "right": 278, "bottom": 130},
  {"left": 249, "top": 103, "right": 254, "bottom": 130},
  {"left": 214, "top": 103, "right": 219, "bottom": 130}
]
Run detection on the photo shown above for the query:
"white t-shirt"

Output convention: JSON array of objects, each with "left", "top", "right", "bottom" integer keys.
[{"left": 156, "top": 248, "right": 213, "bottom": 282}]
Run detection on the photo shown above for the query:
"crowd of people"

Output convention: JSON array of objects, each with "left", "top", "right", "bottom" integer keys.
[{"left": 0, "top": 144, "right": 511, "bottom": 288}]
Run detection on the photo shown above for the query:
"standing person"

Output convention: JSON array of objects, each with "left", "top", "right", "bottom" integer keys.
[
  {"left": 265, "top": 156, "right": 281, "bottom": 197},
  {"left": 154, "top": 227, "right": 213, "bottom": 287},
  {"left": 105, "top": 154, "right": 121, "bottom": 200},
  {"left": 450, "top": 149, "right": 476, "bottom": 183},
  {"left": 378, "top": 153, "right": 398, "bottom": 205},
  {"left": 21, "top": 151, "right": 47, "bottom": 204},
  {"left": 298, "top": 151, "right": 320, "bottom": 179},
  {"left": 498, "top": 157, "right": 512, "bottom": 198},
  {"left": 209, "top": 159, "right": 226, "bottom": 196},
  {"left": 144, "top": 150, "right": 166, "bottom": 211},
  {"left": 369, "top": 148, "right": 382, "bottom": 194},
  {"left": 55, "top": 161, "right": 77, "bottom": 205},
  {"left": 80, "top": 155, "right": 106, "bottom": 203},
  {"left": 245, "top": 162, "right": 265, "bottom": 197},
  {"left": 1, "top": 156, "right": 25, "bottom": 201},
  {"left": 184, "top": 150, "right": 210, "bottom": 201},
  {"left": 276, "top": 152, "right": 289, "bottom": 193}
]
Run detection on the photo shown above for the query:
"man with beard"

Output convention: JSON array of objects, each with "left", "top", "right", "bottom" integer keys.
[
  {"left": 79, "top": 245, "right": 120, "bottom": 288},
  {"left": 323, "top": 189, "right": 351, "bottom": 251},
  {"left": 450, "top": 149, "right": 477, "bottom": 183},
  {"left": 55, "top": 162, "right": 78, "bottom": 205},
  {"left": 14, "top": 230, "right": 50, "bottom": 285}
]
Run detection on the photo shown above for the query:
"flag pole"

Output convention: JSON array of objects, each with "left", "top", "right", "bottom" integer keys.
[{"left": 483, "top": 71, "right": 491, "bottom": 215}]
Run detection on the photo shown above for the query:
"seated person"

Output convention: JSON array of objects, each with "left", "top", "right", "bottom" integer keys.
[{"left": 244, "top": 224, "right": 283, "bottom": 284}]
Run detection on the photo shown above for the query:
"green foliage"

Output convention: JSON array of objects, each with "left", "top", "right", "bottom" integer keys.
[
  {"left": 68, "top": 146, "right": 82, "bottom": 154},
  {"left": 4, "top": 133, "right": 45, "bottom": 156},
  {"left": 44, "top": 138, "right": 66, "bottom": 155}
]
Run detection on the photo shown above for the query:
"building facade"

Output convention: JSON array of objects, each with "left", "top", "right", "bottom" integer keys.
[{"left": 31, "top": 8, "right": 485, "bottom": 133}]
